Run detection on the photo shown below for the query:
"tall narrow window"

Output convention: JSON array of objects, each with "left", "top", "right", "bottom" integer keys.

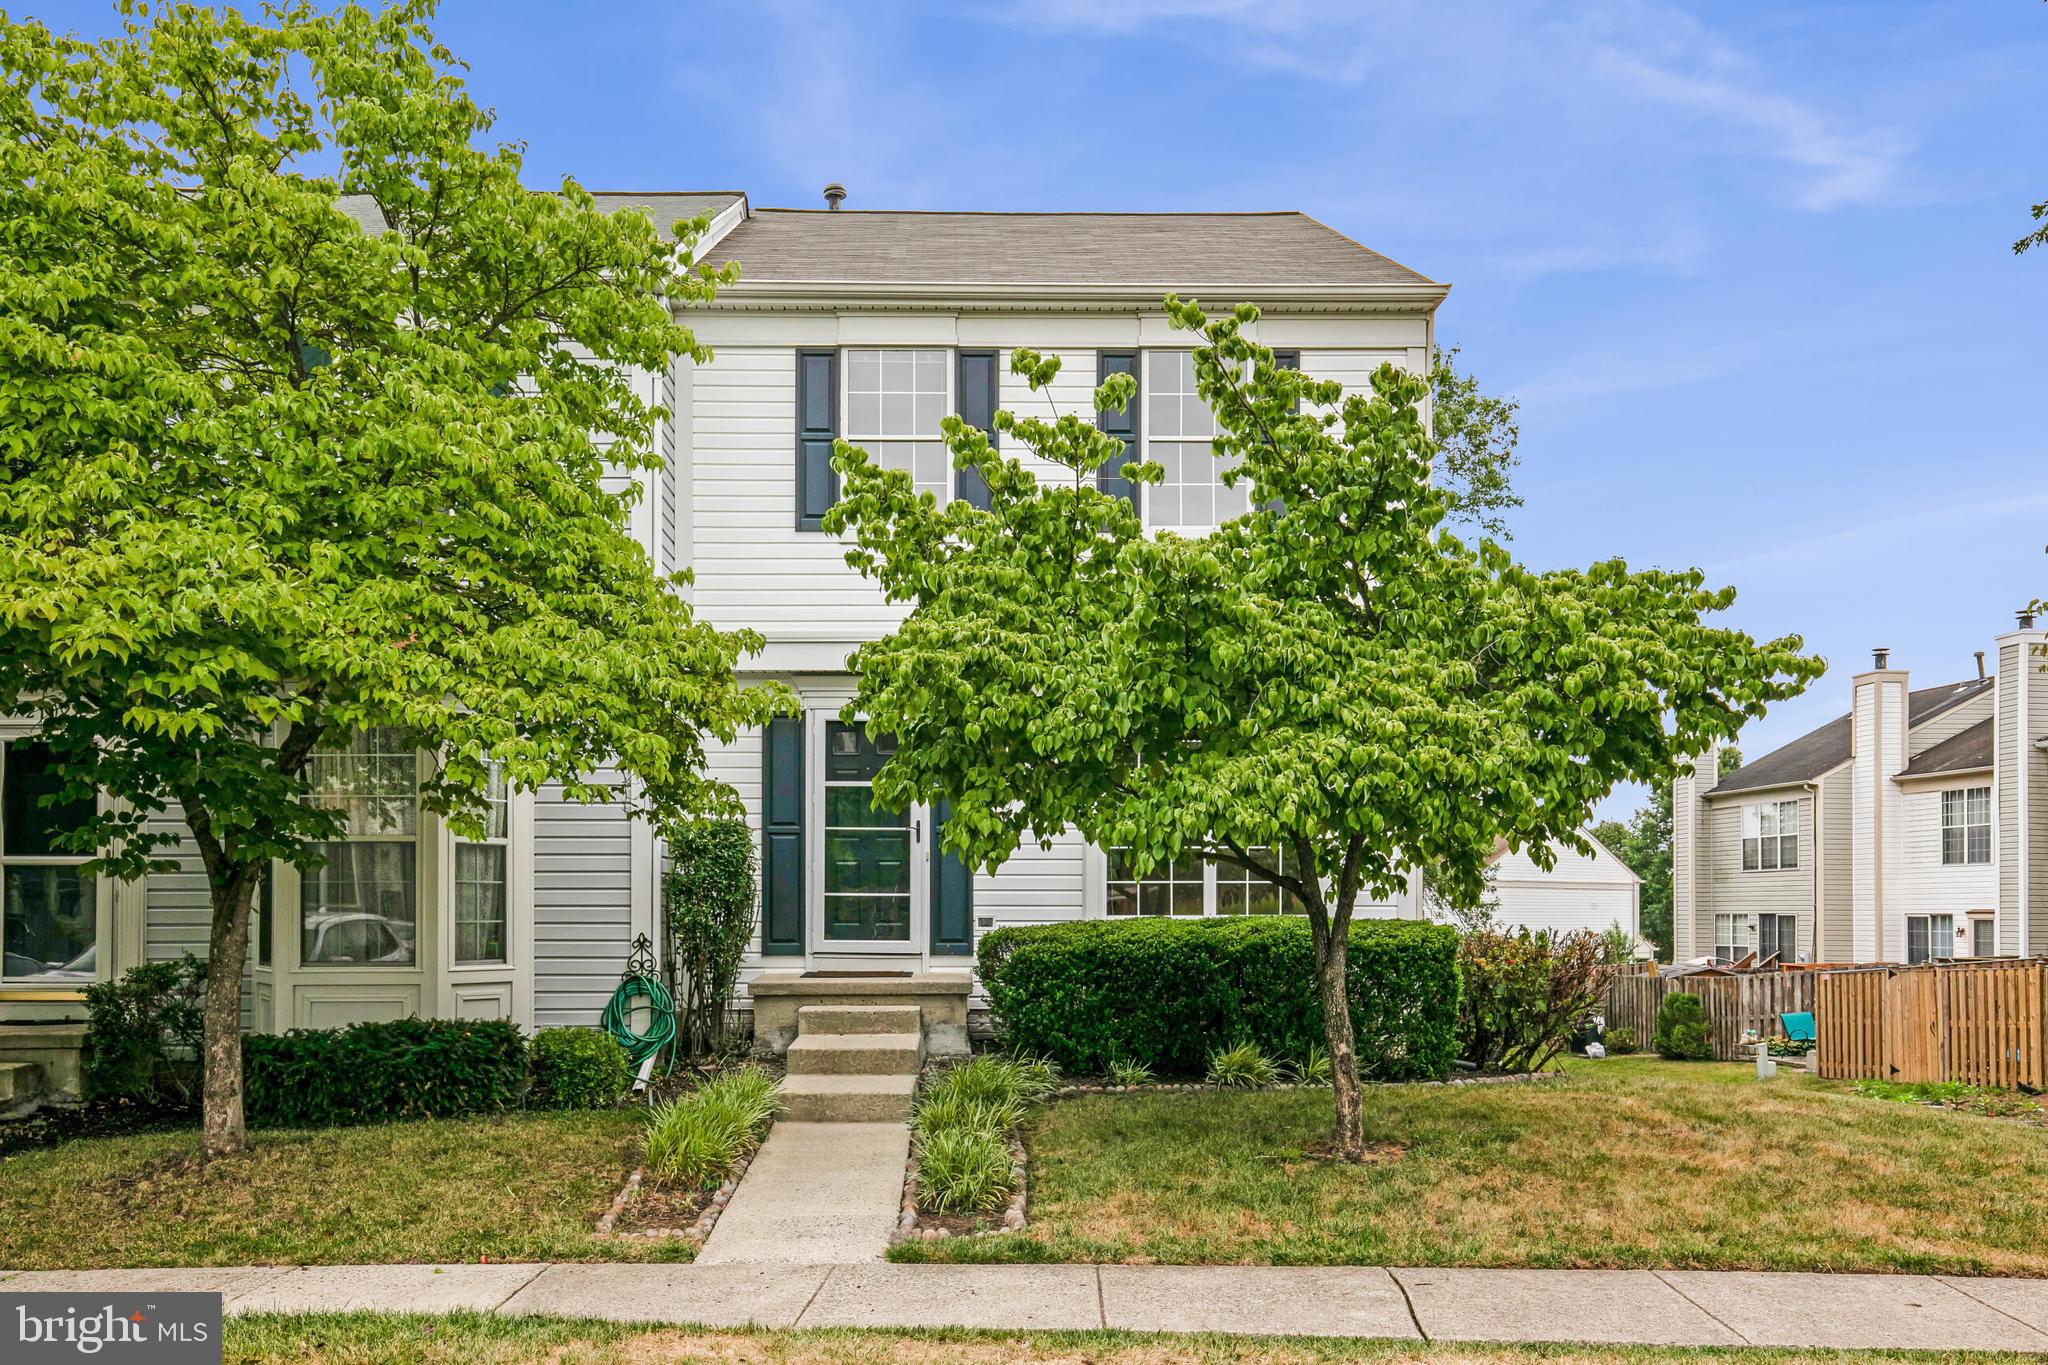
[
  {"left": 301, "top": 728, "right": 418, "bottom": 966},
  {"left": 1144, "top": 351, "right": 1248, "bottom": 532},
  {"left": 821, "top": 721, "right": 910, "bottom": 942},
  {"left": 0, "top": 740, "right": 97, "bottom": 983},
  {"left": 454, "top": 765, "right": 509, "bottom": 964},
  {"left": 1941, "top": 786, "right": 1991, "bottom": 865},
  {"left": 843, "top": 350, "right": 951, "bottom": 503},
  {"left": 1741, "top": 800, "right": 1798, "bottom": 871}
]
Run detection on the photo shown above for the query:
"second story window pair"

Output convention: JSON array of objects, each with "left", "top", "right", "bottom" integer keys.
[
  {"left": 1940, "top": 786, "right": 1991, "bottom": 866},
  {"left": 1740, "top": 798, "right": 1798, "bottom": 871}
]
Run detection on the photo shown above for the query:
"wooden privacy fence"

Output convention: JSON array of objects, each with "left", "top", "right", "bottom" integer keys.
[
  {"left": 1605, "top": 968, "right": 1817, "bottom": 1063},
  {"left": 1815, "top": 959, "right": 2047, "bottom": 1089}
]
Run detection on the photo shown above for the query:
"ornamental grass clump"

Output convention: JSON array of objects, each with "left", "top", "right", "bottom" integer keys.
[
  {"left": 1106, "top": 1057, "right": 1154, "bottom": 1088},
  {"left": 1206, "top": 1040, "right": 1281, "bottom": 1089},
  {"left": 643, "top": 1065, "right": 782, "bottom": 1189},
  {"left": 917, "top": 1127, "right": 1014, "bottom": 1214},
  {"left": 910, "top": 1053, "right": 1053, "bottom": 1217}
]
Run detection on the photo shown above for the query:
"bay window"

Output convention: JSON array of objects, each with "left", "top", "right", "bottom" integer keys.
[
  {"left": 1741, "top": 800, "right": 1798, "bottom": 871},
  {"left": 301, "top": 728, "right": 418, "bottom": 966},
  {"left": 1940, "top": 786, "right": 1991, "bottom": 866},
  {"left": 844, "top": 349, "right": 951, "bottom": 504},
  {"left": 0, "top": 739, "right": 97, "bottom": 984}
]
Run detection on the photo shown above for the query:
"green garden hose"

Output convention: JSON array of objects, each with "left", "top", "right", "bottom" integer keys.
[{"left": 603, "top": 965, "right": 677, "bottom": 1084}]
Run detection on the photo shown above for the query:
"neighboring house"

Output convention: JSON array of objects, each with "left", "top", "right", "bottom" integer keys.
[
  {"left": 0, "top": 187, "right": 1648, "bottom": 1079},
  {"left": 1671, "top": 623, "right": 2048, "bottom": 966},
  {"left": 1485, "top": 836, "right": 1643, "bottom": 943}
]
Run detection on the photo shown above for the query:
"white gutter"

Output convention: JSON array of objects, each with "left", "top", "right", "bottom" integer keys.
[{"left": 699, "top": 279, "right": 1453, "bottom": 314}]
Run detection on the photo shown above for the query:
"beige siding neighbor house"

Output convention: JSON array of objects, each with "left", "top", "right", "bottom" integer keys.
[{"left": 1672, "top": 617, "right": 2048, "bottom": 967}]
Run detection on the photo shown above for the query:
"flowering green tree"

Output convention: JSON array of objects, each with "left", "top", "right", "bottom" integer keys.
[
  {"left": 0, "top": 2, "right": 778, "bottom": 1157},
  {"left": 825, "top": 297, "right": 1820, "bottom": 1158}
]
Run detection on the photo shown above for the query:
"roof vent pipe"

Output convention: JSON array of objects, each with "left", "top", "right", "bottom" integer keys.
[
  {"left": 822, "top": 183, "right": 847, "bottom": 211},
  {"left": 1976, "top": 650, "right": 1987, "bottom": 679},
  {"left": 2021, "top": 608, "right": 2039, "bottom": 630},
  {"left": 1872, "top": 647, "right": 1890, "bottom": 669}
]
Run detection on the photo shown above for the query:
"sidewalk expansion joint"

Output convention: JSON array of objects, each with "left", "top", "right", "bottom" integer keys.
[{"left": 1651, "top": 1269, "right": 1752, "bottom": 1346}]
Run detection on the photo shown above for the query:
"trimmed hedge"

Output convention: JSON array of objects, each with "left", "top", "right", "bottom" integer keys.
[
  {"left": 243, "top": 1018, "right": 528, "bottom": 1127},
  {"left": 978, "top": 917, "right": 1459, "bottom": 1080},
  {"left": 528, "top": 1026, "right": 630, "bottom": 1110}
]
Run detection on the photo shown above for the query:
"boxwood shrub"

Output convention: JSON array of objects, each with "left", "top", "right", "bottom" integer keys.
[
  {"left": 978, "top": 917, "right": 1458, "bottom": 1080},
  {"left": 528, "top": 1026, "right": 630, "bottom": 1110},
  {"left": 243, "top": 1018, "right": 528, "bottom": 1127}
]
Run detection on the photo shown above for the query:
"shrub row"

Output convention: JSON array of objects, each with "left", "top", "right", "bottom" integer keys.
[
  {"left": 243, "top": 1018, "right": 530, "bottom": 1127},
  {"left": 978, "top": 917, "right": 1459, "bottom": 1080}
]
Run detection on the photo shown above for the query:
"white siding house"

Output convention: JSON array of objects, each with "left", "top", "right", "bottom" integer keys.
[
  {"left": 1672, "top": 623, "right": 2048, "bottom": 967},
  {"left": 1485, "top": 838, "right": 1642, "bottom": 942}
]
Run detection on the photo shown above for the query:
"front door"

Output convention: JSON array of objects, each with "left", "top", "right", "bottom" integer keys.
[{"left": 811, "top": 719, "right": 924, "bottom": 955}]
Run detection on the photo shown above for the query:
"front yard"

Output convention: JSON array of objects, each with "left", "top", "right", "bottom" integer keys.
[
  {"left": 0, "top": 1109, "right": 685, "bottom": 1269},
  {"left": 220, "top": 1314, "right": 2021, "bottom": 1365},
  {"left": 893, "top": 1057, "right": 2048, "bottom": 1275}
]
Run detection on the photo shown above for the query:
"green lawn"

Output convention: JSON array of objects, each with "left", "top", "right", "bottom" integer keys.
[
  {"left": 893, "top": 1057, "right": 2048, "bottom": 1275},
  {"left": 220, "top": 1313, "right": 2025, "bottom": 1365},
  {"left": 0, "top": 1110, "right": 686, "bottom": 1269}
]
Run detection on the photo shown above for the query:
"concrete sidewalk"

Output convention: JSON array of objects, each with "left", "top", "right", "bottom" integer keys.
[{"left": 5, "top": 1263, "right": 2048, "bottom": 1351}]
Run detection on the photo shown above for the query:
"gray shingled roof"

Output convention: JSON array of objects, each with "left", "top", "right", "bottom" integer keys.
[
  {"left": 1711, "top": 677, "right": 1996, "bottom": 796},
  {"left": 1900, "top": 717, "right": 1994, "bottom": 778},
  {"left": 333, "top": 191, "right": 744, "bottom": 239},
  {"left": 702, "top": 209, "right": 1435, "bottom": 288}
]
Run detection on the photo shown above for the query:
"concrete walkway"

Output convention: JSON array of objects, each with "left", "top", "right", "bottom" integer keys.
[
  {"left": 694, "top": 1121, "right": 908, "bottom": 1265},
  {"left": 6, "top": 1263, "right": 2048, "bottom": 1350}
]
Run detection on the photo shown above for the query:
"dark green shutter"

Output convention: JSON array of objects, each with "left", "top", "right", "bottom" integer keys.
[
  {"left": 956, "top": 350, "right": 997, "bottom": 510},
  {"left": 795, "top": 350, "right": 838, "bottom": 531},
  {"left": 930, "top": 801, "right": 973, "bottom": 956},
  {"left": 761, "top": 715, "right": 805, "bottom": 954},
  {"left": 1096, "top": 351, "right": 1139, "bottom": 509},
  {"left": 1262, "top": 351, "right": 1300, "bottom": 513}
]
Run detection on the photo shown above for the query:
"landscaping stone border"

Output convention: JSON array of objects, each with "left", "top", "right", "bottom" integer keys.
[
  {"left": 891, "top": 1129, "right": 1028, "bottom": 1245},
  {"left": 594, "top": 1138, "right": 763, "bottom": 1246}
]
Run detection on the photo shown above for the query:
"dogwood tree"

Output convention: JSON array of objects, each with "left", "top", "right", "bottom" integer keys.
[
  {"left": 825, "top": 297, "right": 1821, "bottom": 1159},
  {"left": 0, "top": 3, "right": 779, "bottom": 1157}
]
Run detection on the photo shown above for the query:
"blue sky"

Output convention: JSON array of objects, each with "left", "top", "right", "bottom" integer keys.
[{"left": 43, "top": 1, "right": 2048, "bottom": 815}]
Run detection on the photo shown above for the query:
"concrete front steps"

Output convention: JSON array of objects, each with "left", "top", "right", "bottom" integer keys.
[{"left": 778, "top": 1004, "right": 924, "bottom": 1122}]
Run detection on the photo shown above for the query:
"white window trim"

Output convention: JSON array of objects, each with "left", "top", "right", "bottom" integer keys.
[
  {"left": 297, "top": 735, "right": 426, "bottom": 972},
  {"left": 1740, "top": 798, "right": 1799, "bottom": 872},
  {"left": 1939, "top": 784, "right": 1992, "bottom": 867},
  {"left": 1097, "top": 840, "right": 1300, "bottom": 918},
  {"left": 1905, "top": 912, "right": 1957, "bottom": 965},
  {"left": 805, "top": 707, "right": 928, "bottom": 955},
  {"left": 1140, "top": 349, "right": 1242, "bottom": 537},
  {"left": 841, "top": 346, "right": 955, "bottom": 507}
]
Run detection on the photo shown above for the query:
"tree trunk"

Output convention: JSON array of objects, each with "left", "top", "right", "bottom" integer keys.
[
  {"left": 1314, "top": 923, "right": 1365, "bottom": 1160},
  {"left": 200, "top": 864, "right": 258, "bottom": 1161}
]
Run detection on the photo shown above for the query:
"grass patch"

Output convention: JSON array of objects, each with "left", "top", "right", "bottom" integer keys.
[
  {"left": 220, "top": 1312, "right": 2027, "bottom": 1365},
  {"left": 0, "top": 1110, "right": 690, "bottom": 1269},
  {"left": 893, "top": 1056, "right": 2048, "bottom": 1274}
]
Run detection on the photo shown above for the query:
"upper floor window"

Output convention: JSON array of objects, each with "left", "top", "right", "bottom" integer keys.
[
  {"left": 844, "top": 349, "right": 951, "bottom": 504},
  {"left": 1106, "top": 843, "right": 1300, "bottom": 917},
  {"left": 302, "top": 728, "right": 418, "bottom": 967},
  {"left": 1741, "top": 799, "right": 1798, "bottom": 871},
  {"left": 1, "top": 739, "right": 97, "bottom": 984},
  {"left": 1144, "top": 351, "right": 1251, "bottom": 533},
  {"left": 1941, "top": 786, "right": 1991, "bottom": 865}
]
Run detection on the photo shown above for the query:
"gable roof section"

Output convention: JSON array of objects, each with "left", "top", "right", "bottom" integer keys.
[
  {"left": 333, "top": 191, "right": 746, "bottom": 241},
  {"left": 1711, "top": 676, "right": 1996, "bottom": 796},
  {"left": 1899, "top": 716, "right": 1994, "bottom": 778},
  {"left": 701, "top": 209, "right": 1435, "bottom": 290}
]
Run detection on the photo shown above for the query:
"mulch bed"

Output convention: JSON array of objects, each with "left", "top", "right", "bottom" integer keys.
[{"left": 0, "top": 1097, "right": 198, "bottom": 1157}]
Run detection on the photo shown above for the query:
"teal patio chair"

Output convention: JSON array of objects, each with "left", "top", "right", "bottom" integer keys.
[{"left": 1780, "top": 1011, "right": 1816, "bottom": 1043}]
